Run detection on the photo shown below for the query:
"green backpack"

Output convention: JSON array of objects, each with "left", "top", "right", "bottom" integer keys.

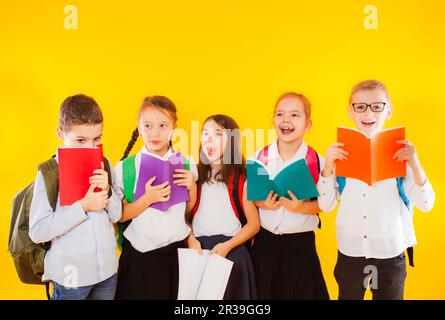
[
  {"left": 8, "top": 158, "right": 58, "bottom": 298},
  {"left": 116, "top": 154, "right": 190, "bottom": 250},
  {"left": 8, "top": 157, "right": 113, "bottom": 298}
]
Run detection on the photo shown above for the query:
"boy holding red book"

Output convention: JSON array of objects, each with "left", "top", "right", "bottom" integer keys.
[{"left": 29, "top": 94, "right": 122, "bottom": 300}]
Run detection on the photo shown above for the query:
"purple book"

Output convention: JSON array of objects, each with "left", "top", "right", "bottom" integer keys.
[{"left": 134, "top": 152, "right": 190, "bottom": 212}]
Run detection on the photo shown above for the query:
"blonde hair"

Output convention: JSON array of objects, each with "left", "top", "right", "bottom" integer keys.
[
  {"left": 349, "top": 80, "right": 391, "bottom": 104},
  {"left": 274, "top": 92, "right": 312, "bottom": 120}
]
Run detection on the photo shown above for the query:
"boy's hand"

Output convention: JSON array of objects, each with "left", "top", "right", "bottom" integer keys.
[
  {"left": 173, "top": 169, "right": 195, "bottom": 190},
  {"left": 210, "top": 242, "right": 231, "bottom": 258},
  {"left": 89, "top": 161, "right": 109, "bottom": 192},
  {"left": 322, "top": 142, "right": 348, "bottom": 177},
  {"left": 142, "top": 176, "right": 171, "bottom": 205},
  {"left": 187, "top": 233, "right": 202, "bottom": 254},
  {"left": 394, "top": 140, "right": 420, "bottom": 169},
  {"left": 80, "top": 183, "right": 109, "bottom": 212},
  {"left": 279, "top": 191, "right": 304, "bottom": 213},
  {"left": 255, "top": 191, "right": 282, "bottom": 211}
]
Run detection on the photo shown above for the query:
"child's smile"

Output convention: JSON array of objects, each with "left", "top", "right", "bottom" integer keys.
[
  {"left": 349, "top": 89, "right": 392, "bottom": 137},
  {"left": 279, "top": 123, "right": 295, "bottom": 136}
]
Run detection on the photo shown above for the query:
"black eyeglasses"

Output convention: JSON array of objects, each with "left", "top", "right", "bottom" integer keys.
[{"left": 351, "top": 102, "right": 386, "bottom": 113}]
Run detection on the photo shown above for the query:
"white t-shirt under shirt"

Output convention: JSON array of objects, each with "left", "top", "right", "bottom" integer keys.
[
  {"left": 114, "top": 146, "right": 198, "bottom": 253},
  {"left": 192, "top": 177, "right": 242, "bottom": 238},
  {"left": 251, "top": 140, "right": 324, "bottom": 235}
]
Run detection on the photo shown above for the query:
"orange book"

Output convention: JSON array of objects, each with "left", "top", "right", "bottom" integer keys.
[{"left": 336, "top": 127, "right": 406, "bottom": 185}]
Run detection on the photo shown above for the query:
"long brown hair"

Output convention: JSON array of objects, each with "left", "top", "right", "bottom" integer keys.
[{"left": 197, "top": 114, "right": 246, "bottom": 187}]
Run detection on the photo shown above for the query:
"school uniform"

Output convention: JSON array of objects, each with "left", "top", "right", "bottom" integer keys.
[
  {"left": 317, "top": 165, "right": 435, "bottom": 300},
  {"left": 192, "top": 175, "right": 257, "bottom": 300},
  {"left": 29, "top": 152, "right": 122, "bottom": 300},
  {"left": 249, "top": 141, "right": 330, "bottom": 300},
  {"left": 114, "top": 146, "right": 198, "bottom": 300}
]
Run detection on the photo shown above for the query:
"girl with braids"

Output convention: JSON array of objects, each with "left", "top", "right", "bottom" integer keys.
[
  {"left": 114, "top": 96, "right": 198, "bottom": 300},
  {"left": 186, "top": 114, "right": 260, "bottom": 299}
]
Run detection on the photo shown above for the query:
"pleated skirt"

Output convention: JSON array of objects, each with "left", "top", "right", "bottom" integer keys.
[
  {"left": 250, "top": 228, "right": 329, "bottom": 300},
  {"left": 115, "top": 237, "right": 186, "bottom": 300}
]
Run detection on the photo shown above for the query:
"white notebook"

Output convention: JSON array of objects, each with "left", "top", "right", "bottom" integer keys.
[{"left": 177, "top": 248, "right": 233, "bottom": 300}]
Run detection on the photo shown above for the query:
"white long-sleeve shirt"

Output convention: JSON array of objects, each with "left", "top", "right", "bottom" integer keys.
[
  {"left": 29, "top": 155, "right": 122, "bottom": 288},
  {"left": 317, "top": 165, "right": 435, "bottom": 259}
]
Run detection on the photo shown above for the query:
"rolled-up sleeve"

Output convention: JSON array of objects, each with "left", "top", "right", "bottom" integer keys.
[{"left": 29, "top": 171, "right": 88, "bottom": 244}]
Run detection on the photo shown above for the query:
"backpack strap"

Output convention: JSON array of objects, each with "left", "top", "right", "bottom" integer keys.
[
  {"left": 122, "top": 155, "right": 136, "bottom": 203},
  {"left": 182, "top": 155, "right": 190, "bottom": 171},
  {"left": 396, "top": 176, "right": 414, "bottom": 267},
  {"left": 306, "top": 146, "right": 321, "bottom": 229},
  {"left": 228, "top": 172, "right": 246, "bottom": 225},
  {"left": 37, "top": 158, "right": 59, "bottom": 211},
  {"left": 191, "top": 184, "right": 202, "bottom": 221},
  {"left": 337, "top": 176, "right": 346, "bottom": 194},
  {"left": 117, "top": 155, "right": 136, "bottom": 251},
  {"left": 305, "top": 146, "right": 320, "bottom": 184},
  {"left": 257, "top": 145, "right": 269, "bottom": 165}
]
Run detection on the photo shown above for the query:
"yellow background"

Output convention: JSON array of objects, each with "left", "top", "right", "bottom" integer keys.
[{"left": 1, "top": 0, "right": 444, "bottom": 299}]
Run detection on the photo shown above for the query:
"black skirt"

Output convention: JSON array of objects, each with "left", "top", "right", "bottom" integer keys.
[
  {"left": 197, "top": 235, "right": 257, "bottom": 300},
  {"left": 115, "top": 237, "right": 186, "bottom": 300},
  {"left": 250, "top": 228, "right": 329, "bottom": 300}
]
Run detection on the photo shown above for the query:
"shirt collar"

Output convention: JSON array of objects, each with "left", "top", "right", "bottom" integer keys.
[
  {"left": 268, "top": 140, "right": 308, "bottom": 162},
  {"left": 141, "top": 145, "right": 175, "bottom": 159}
]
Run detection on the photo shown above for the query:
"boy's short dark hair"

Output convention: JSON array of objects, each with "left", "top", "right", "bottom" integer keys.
[{"left": 58, "top": 94, "right": 103, "bottom": 131}]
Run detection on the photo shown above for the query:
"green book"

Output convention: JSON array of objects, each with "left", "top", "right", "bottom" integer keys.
[{"left": 246, "top": 158, "right": 319, "bottom": 201}]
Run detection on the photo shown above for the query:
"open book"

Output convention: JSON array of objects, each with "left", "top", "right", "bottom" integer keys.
[
  {"left": 246, "top": 158, "right": 319, "bottom": 201},
  {"left": 58, "top": 145, "right": 104, "bottom": 206},
  {"left": 134, "top": 152, "right": 189, "bottom": 211},
  {"left": 177, "top": 248, "right": 233, "bottom": 300},
  {"left": 336, "top": 126, "right": 406, "bottom": 185}
]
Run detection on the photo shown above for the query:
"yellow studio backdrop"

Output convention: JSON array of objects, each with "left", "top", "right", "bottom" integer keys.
[{"left": 1, "top": 0, "right": 444, "bottom": 300}]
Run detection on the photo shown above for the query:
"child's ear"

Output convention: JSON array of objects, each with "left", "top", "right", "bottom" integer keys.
[
  {"left": 56, "top": 127, "right": 64, "bottom": 141},
  {"left": 386, "top": 106, "right": 393, "bottom": 120},
  {"left": 305, "top": 119, "right": 312, "bottom": 132},
  {"left": 347, "top": 105, "right": 354, "bottom": 120}
]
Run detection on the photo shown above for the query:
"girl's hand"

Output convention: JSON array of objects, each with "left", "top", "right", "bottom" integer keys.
[
  {"left": 187, "top": 233, "right": 202, "bottom": 254},
  {"left": 173, "top": 169, "right": 195, "bottom": 190},
  {"left": 254, "top": 191, "right": 281, "bottom": 211},
  {"left": 322, "top": 142, "right": 348, "bottom": 177},
  {"left": 394, "top": 140, "right": 420, "bottom": 170},
  {"left": 210, "top": 242, "right": 231, "bottom": 258},
  {"left": 89, "top": 162, "right": 109, "bottom": 192},
  {"left": 279, "top": 191, "right": 304, "bottom": 213},
  {"left": 143, "top": 176, "right": 171, "bottom": 205}
]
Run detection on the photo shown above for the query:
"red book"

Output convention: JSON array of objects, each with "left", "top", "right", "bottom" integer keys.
[{"left": 58, "top": 145, "right": 104, "bottom": 206}]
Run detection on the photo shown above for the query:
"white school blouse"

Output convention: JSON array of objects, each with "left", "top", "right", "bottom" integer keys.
[
  {"left": 317, "top": 166, "right": 435, "bottom": 259},
  {"left": 251, "top": 141, "right": 324, "bottom": 235},
  {"left": 114, "top": 146, "right": 198, "bottom": 253},
  {"left": 29, "top": 153, "right": 122, "bottom": 288},
  {"left": 192, "top": 177, "right": 242, "bottom": 238}
]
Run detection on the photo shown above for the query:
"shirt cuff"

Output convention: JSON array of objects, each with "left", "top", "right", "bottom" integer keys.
[{"left": 317, "top": 172, "right": 336, "bottom": 196}]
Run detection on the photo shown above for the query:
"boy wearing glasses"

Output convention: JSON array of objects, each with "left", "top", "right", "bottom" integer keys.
[{"left": 317, "top": 80, "right": 435, "bottom": 300}]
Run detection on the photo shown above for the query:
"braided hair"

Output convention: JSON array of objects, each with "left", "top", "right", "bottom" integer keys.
[
  {"left": 121, "top": 128, "right": 139, "bottom": 160},
  {"left": 121, "top": 96, "right": 178, "bottom": 161}
]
